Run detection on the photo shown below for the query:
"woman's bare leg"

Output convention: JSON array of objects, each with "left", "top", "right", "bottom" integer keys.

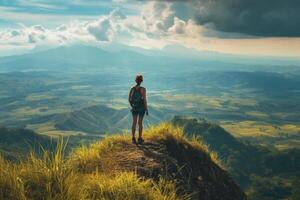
[
  {"left": 132, "top": 115, "right": 137, "bottom": 138},
  {"left": 138, "top": 115, "right": 144, "bottom": 139}
]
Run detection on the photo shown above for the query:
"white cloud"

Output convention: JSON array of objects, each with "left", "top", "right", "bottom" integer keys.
[
  {"left": 0, "top": 2, "right": 299, "bottom": 57},
  {"left": 56, "top": 24, "right": 68, "bottom": 31},
  {"left": 87, "top": 8, "right": 129, "bottom": 42},
  {"left": 141, "top": 2, "right": 175, "bottom": 36},
  {"left": 110, "top": 8, "right": 127, "bottom": 20},
  {"left": 0, "top": 8, "right": 129, "bottom": 51},
  {"left": 168, "top": 17, "right": 186, "bottom": 34},
  {"left": 87, "top": 18, "right": 112, "bottom": 41},
  {"left": 135, "top": 2, "right": 202, "bottom": 39},
  {"left": 0, "top": 2, "right": 196, "bottom": 54}
]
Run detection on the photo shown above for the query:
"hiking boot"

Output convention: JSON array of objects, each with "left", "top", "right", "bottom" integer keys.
[
  {"left": 138, "top": 137, "right": 144, "bottom": 144},
  {"left": 132, "top": 137, "right": 137, "bottom": 144}
]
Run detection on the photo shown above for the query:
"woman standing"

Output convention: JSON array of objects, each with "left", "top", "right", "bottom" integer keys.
[{"left": 128, "top": 74, "right": 148, "bottom": 144}]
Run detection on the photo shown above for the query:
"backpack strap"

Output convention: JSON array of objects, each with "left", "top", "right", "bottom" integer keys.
[
  {"left": 130, "top": 86, "right": 139, "bottom": 101},
  {"left": 137, "top": 86, "right": 144, "bottom": 98}
]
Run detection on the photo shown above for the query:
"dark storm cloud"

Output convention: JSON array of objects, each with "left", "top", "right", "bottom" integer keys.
[{"left": 155, "top": 0, "right": 300, "bottom": 37}]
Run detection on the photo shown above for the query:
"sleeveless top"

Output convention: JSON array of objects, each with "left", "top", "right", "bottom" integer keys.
[{"left": 130, "top": 86, "right": 145, "bottom": 111}]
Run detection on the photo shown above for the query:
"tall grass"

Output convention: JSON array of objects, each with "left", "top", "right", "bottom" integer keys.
[
  {"left": 0, "top": 133, "right": 182, "bottom": 200},
  {"left": 0, "top": 123, "right": 223, "bottom": 200},
  {"left": 79, "top": 172, "right": 179, "bottom": 200},
  {"left": 0, "top": 157, "right": 26, "bottom": 200}
]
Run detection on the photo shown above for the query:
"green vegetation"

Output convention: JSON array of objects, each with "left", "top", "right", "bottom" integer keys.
[
  {"left": 1, "top": 116, "right": 299, "bottom": 199},
  {"left": 171, "top": 117, "right": 300, "bottom": 200},
  {"left": 222, "top": 121, "right": 300, "bottom": 138},
  {"left": 0, "top": 49, "right": 300, "bottom": 199},
  {"left": 0, "top": 123, "right": 246, "bottom": 200},
  {"left": 0, "top": 127, "right": 54, "bottom": 160},
  {"left": 221, "top": 121, "right": 300, "bottom": 149},
  {"left": 53, "top": 105, "right": 171, "bottom": 134},
  {"left": 1, "top": 70, "right": 300, "bottom": 150},
  {"left": 0, "top": 127, "right": 102, "bottom": 160}
]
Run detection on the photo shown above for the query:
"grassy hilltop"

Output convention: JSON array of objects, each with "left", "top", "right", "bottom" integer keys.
[{"left": 0, "top": 123, "right": 245, "bottom": 200}]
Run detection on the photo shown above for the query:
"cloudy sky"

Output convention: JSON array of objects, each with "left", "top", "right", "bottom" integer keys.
[{"left": 0, "top": 0, "right": 300, "bottom": 57}]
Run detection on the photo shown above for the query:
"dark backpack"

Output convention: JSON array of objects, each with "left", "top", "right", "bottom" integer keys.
[{"left": 130, "top": 87, "right": 143, "bottom": 109}]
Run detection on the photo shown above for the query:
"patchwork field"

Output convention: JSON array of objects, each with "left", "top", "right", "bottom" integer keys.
[{"left": 0, "top": 69, "right": 300, "bottom": 150}]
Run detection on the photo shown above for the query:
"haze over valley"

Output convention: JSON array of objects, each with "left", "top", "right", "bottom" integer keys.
[
  {"left": 1, "top": 0, "right": 300, "bottom": 199},
  {"left": 1, "top": 44, "right": 300, "bottom": 150}
]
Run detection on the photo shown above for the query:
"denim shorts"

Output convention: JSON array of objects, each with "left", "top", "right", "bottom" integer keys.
[{"left": 131, "top": 109, "right": 145, "bottom": 117}]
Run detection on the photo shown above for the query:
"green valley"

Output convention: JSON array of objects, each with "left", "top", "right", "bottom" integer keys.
[{"left": 0, "top": 45, "right": 300, "bottom": 200}]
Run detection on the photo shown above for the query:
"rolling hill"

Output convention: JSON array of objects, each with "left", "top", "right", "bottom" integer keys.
[
  {"left": 0, "top": 126, "right": 102, "bottom": 160},
  {"left": 171, "top": 116, "right": 300, "bottom": 199},
  {"left": 0, "top": 127, "right": 54, "bottom": 160},
  {"left": 1, "top": 116, "right": 299, "bottom": 199},
  {"left": 53, "top": 105, "right": 173, "bottom": 134},
  {"left": 0, "top": 123, "right": 246, "bottom": 200}
]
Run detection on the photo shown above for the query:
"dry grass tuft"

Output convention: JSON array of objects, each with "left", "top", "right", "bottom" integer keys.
[
  {"left": 0, "top": 123, "right": 232, "bottom": 200},
  {"left": 0, "top": 126, "right": 191, "bottom": 200}
]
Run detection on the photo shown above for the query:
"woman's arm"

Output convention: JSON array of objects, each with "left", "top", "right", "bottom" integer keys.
[
  {"left": 142, "top": 88, "right": 148, "bottom": 111},
  {"left": 128, "top": 88, "right": 133, "bottom": 105}
]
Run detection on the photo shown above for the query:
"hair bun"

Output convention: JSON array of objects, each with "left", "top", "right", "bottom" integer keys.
[{"left": 135, "top": 74, "right": 143, "bottom": 84}]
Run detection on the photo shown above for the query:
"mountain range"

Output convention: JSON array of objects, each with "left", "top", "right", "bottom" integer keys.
[{"left": 1, "top": 44, "right": 300, "bottom": 73}]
